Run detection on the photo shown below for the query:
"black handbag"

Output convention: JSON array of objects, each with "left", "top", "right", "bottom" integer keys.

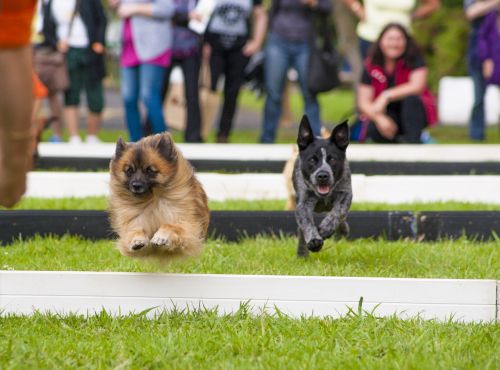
[{"left": 307, "top": 14, "right": 340, "bottom": 94}]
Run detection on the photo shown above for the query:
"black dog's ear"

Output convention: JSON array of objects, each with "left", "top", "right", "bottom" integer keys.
[
  {"left": 115, "top": 137, "right": 127, "bottom": 159},
  {"left": 155, "top": 133, "right": 177, "bottom": 162},
  {"left": 297, "top": 115, "right": 315, "bottom": 151},
  {"left": 330, "top": 120, "right": 349, "bottom": 151}
]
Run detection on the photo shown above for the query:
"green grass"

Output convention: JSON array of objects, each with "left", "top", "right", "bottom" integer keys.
[
  {"left": 1, "top": 309, "right": 498, "bottom": 369},
  {"left": 7, "top": 197, "right": 500, "bottom": 211},
  {"left": 2, "top": 235, "right": 498, "bottom": 279}
]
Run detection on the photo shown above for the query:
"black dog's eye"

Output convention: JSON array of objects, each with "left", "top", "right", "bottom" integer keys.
[
  {"left": 145, "top": 166, "right": 158, "bottom": 176},
  {"left": 327, "top": 155, "right": 335, "bottom": 164},
  {"left": 308, "top": 156, "right": 318, "bottom": 165},
  {"left": 124, "top": 166, "right": 134, "bottom": 177}
]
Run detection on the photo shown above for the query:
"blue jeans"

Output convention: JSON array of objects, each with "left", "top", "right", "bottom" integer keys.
[
  {"left": 121, "top": 64, "right": 167, "bottom": 142},
  {"left": 468, "top": 62, "right": 486, "bottom": 141},
  {"left": 261, "top": 32, "right": 321, "bottom": 143},
  {"left": 359, "top": 37, "right": 372, "bottom": 60},
  {"left": 468, "top": 30, "right": 486, "bottom": 141}
]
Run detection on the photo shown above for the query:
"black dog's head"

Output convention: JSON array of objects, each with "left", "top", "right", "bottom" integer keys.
[{"left": 297, "top": 115, "right": 349, "bottom": 197}]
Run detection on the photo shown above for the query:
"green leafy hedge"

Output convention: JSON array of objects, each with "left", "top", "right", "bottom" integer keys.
[{"left": 414, "top": 8, "right": 470, "bottom": 91}]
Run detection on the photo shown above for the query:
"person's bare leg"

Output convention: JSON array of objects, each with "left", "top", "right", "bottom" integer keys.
[
  {"left": 87, "top": 112, "right": 101, "bottom": 136},
  {"left": 0, "top": 46, "right": 33, "bottom": 207},
  {"left": 64, "top": 105, "right": 81, "bottom": 142}
]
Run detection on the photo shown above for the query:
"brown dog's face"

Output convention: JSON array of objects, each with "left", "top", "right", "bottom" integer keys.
[{"left": 111, "top": 134, "right": 177, "bottom": 197}]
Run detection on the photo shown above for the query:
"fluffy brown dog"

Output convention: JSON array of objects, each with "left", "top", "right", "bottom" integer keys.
[{"left": 108, "top": 133, "right": 209, "bottom": 260}]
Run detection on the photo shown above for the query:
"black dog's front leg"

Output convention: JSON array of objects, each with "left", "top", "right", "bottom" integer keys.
[
  {"left": 318, "top": 191, "right": 352, "bottom": 240},
  {"left": 295, "top": 198, "right": 323, "bottom": 254}
]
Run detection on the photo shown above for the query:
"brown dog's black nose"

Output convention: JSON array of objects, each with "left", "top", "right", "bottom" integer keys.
[{"left": 130, "top": 181, "right": 146, "bottom": 194}]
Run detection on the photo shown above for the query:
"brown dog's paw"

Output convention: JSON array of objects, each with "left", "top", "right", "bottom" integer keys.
[
  {"left": 151, "top": 228, "right": 182, "bottom": 250},
  {"left": 130, "top": 238, "right": 148, "bottom": 251}
]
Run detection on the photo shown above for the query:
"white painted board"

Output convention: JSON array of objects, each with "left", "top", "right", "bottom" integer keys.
[
  {"left": 23, "top": 172, "right": 500, "bottom": 204},
  {"left": 37, "top": 143, "right": 500, "bottom": 162},
  {"left": 0, "top": 271, "right": 497, "bottom": 323}
]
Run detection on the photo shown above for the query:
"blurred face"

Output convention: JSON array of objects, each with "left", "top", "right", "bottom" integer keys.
[{"left": 379, "top": 27, "right": 407, "bottom": 60}]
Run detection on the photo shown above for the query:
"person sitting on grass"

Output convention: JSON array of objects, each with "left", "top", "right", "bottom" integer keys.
[{"left": 357, "top": 23, "right": 437, "bottom": 143}]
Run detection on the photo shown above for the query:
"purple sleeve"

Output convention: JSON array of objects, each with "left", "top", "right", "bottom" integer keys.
[
  {"left": 317, "top": 0, "right": 332, "bottom": 13},
  {"left": 477, "top": 12, "right": 496, "bottom": 62}
]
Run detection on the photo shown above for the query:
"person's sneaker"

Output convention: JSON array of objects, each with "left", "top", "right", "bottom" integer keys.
[
  {"left": 69, "top": 135, "right": 82, "bottom": 144},
  {"left": 48, "top": 135, "right": 63, "bottom": 143},
  {"left": 86, "top": 135, "right": 102, "bottom": 144}
]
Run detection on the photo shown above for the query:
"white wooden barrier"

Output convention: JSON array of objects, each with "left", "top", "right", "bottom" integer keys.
[
  {"left": 438, "top": 76, "right": 500, "bottom": 126},
  {"left": 24, "top": 172, "right": 500, "bottom": 203},
  {"left": 37, "top": 143, "right": 500, "bottom": 162},
  {"left": 0, "top": 271, "right": 497, "bottom": 323}
]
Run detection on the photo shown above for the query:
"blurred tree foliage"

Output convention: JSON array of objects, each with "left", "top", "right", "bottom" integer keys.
[
  {"left": 442, "top": 0, "right": 464, "bottom": 7},
  {"left": 413, "top": 6, "right": 470, "bottom": 91}
]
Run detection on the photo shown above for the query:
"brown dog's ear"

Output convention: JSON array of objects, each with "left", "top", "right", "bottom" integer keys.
[
  {"left": 330, "top": 120, "right": 349, "bottom": 151},
  {"left": 297, "top": 115, "right": 315, "bottom": 151},
  {"left": 115, "top": 137, "right": 127, "bottom": 159},
  {"left": 155, "top": 133, "right": 177, "bottom": 162}
]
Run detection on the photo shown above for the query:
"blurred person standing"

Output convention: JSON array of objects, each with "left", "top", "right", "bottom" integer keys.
[
  {"left": 34, "top": 0, "right": 65, "bottom": 143},
  {"left": 343, "top": 0, "right": 440, "bottom": 59},
  {"left": 260, "top": 0, "right": 331, "bottom": 144},
  {"left": 477, "top": 5, "right": 500, "bottom": 85},
  {"left": 42, "top": 0, "right": 107, "bottom": 144},
  {"left": 464, "top": 0, "right": 500, "bottom": 141},
  {"left": 0, "top": 0, "right": 37, "bottom": 207},
  {"left": 153, "top": 0, "right": 204, "bottom": 143},
  {"left": 111, "top": 0, "right": 175, "bottom": 142},
  {"left": 205, "top": 0, "right": 267, "bottom": 143}
]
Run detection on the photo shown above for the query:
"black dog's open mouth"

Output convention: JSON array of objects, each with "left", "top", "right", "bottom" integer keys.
[{"left": 316, "top": 184, "right": 331, "bottom": 195}]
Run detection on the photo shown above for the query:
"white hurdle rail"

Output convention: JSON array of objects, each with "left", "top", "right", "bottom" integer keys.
[
  {"left": 37, "top": 143, "right": 500, "bottom": 162},
  {"left": 24, "top": 171, "right": 500, "bottom": 203},
  {"left": 0, "top": 271, "right": 497, "bottom": 323}
]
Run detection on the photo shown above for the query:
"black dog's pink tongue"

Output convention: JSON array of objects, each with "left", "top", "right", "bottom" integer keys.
[{"left": 317, "top": 185, "right": 330, "bottom": 195}]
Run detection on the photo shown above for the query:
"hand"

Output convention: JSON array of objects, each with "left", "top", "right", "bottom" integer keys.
[
  {"left": 349, "top": 1, "right": 365, "bottom": 21},
  {"left": 242, "top": 39, "right": 260, "bottom": 57},
  {"left": 57, "top": 40, "right": 69, "bottom": 53},
  {"left": 117, "top": 4, "right": 138, "bottom": 18},
  {"left": 372, "top": 92, "right": 390, "bottom": 114},
  {"left": 202, "top": 43, "right": 212, "bottom": 61},
  {"left": 91, "top": 42, "right": 105, "bottom": 54},
  {"left": 188, "top": 11, "right": 203, "bottom": 22},
  {"left": 302, "top": 0, "right": 318, "bottom": 8},
  {"left": 109, "top": 0, "right": 120, "bottom": 9},
  {"left": 374, "top": 114, "right": 398, "bottom": 140},
  {"left": 483, "top": 59, "right": 494, "bottom": 80}
]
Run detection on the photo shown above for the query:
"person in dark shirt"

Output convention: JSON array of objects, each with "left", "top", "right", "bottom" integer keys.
[
  {"left": 357, "top": 23, "right": 436, "bottom": 143},
  {"left": 205, "top": 0, "right": 267, "bottom": 143}
]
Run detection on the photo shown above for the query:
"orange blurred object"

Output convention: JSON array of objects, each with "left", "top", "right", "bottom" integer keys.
[
  {"left": 32, "top": 72, "right": 48, "bottom": 98},
  {"left": 0, "top": 0, "right": 37, "bottom": 48}
]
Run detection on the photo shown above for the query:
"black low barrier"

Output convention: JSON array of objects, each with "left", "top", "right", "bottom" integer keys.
[
  {"left": 1, "top": 210, "right": 499, "bottom": 244},
  {"left": 34, "top": 157, "right": 500, "bottom": 175}
]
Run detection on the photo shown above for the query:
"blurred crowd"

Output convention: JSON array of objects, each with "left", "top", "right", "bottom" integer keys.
[{"left": 28, "top": 0, "right": 500, "bottom": 145}]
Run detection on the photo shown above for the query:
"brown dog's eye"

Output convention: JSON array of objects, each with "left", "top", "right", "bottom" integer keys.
[
  {"left": 145, "top": 166, "right": 158, "bottom": 176},
  {"left": 124, "top": 166, "right": 134, "bottom": 177}
]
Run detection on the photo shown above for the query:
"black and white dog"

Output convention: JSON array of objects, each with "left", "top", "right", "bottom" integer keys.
[{"left": 292, "top": 115, "right": 353, "bottom": 257}]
